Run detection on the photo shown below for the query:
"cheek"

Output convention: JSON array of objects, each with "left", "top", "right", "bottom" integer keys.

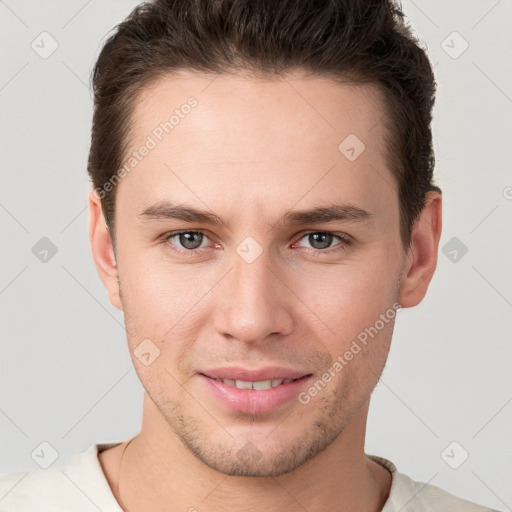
[
  {"left": 117, "top": 228, "right": 402, "bottom": 346},
  {"left": 295, "top": 253, "right": 400, "bottom": 341},
  {"left": 117, "top": 256, "right": 214, "bottom": 373},
  {"left": 118, "top": 246, "right": 196, "bottom": 317}
]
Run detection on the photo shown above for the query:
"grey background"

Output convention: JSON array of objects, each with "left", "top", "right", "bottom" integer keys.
[{"left": 1, "top": 1, "right": 511, "bottom": 510}]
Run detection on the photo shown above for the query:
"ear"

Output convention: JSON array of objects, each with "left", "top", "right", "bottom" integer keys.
[
  {"left": 88, "top": 188, "right": 123, "bottom": 311},
  {"left": 398, "top": 190, "right": 442, "bottom": 308}
]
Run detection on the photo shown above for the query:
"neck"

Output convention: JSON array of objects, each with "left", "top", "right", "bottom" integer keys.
[{"left": 105, "top": 394, "right": 391, "bottom": 512}]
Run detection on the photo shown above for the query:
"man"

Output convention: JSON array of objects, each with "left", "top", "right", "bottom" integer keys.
[{"left": 0, "top": 0, "right": 500, "bottom": 511}]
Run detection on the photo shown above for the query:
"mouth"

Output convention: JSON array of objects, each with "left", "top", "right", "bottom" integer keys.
[
  {"left": 198, "top": 370, "right": 314, "bottom": 414},
  {"left": 201, "top": 374, "right": 311, "bottom": 390}
]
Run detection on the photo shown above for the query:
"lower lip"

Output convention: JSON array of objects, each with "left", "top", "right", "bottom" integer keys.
[{"left": 199, "top": 374, "right": 313, "bottom": 414}]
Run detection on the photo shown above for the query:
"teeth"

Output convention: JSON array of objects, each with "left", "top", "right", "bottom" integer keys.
[
  {"left": 235, "top": 379, "right": 255, "bottom": 389},
  {"left": 215, "top": 378, "right": 297, "bottom": 389}
]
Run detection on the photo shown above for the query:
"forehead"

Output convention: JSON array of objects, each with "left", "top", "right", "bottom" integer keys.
[
  {"left": 119, "top": 70, "right": 396, "bottom": 221},
  {"left": 131, "top": 70, "right": 388, "bottom": 153}
]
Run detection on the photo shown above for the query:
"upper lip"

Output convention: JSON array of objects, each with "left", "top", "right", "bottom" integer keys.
[{"left": 200, "top": 367, "right": 312, "bottom": 382}]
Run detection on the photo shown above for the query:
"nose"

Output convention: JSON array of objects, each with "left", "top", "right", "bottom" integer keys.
[{"left": 212, "top": 244, "right": 295, "bottom": 347}]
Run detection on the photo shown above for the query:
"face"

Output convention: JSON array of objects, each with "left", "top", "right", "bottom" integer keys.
[{"left": 90, "top": 71, "right": 436, "bottom": 477}]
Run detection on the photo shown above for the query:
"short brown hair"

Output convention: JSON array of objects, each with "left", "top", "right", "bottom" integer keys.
[{"left": 87, "top": 0, "right": 441, "bottom": 249}]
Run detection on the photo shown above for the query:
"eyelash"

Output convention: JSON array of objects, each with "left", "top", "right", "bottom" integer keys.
[{"left": 159, "top": 230, "right": 352, "bottom": 256}]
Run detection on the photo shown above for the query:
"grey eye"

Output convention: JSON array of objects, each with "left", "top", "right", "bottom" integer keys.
[
  {"left": 297, "top": 232, "right": 342, "bottom": 250},
  {"left": 173, "top": 232, "right": 205, "bottom": 250},
  {"left": 307, "top": 233, "right": 334, "bottom": 250}
]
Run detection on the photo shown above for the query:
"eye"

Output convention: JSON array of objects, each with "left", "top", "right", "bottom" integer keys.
[
  {"left": 293, "top": 231, "right": 351, "bottom": 253},
  {"left": 160, "top": 230, "right": 352, "bottom": 257},
  {"left": 162, "top": 230, "right": 214, "bottom": 253}
]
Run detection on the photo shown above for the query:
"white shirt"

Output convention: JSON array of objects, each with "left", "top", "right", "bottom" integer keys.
[{"left": 0, "top": 441, "right": 499, "bottom": 511}]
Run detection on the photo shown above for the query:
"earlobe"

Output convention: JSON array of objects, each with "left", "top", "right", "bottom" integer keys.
[
  {"left": 398, "top": 191, "right": 442, "bottom": 308},
  {"left": 88, "top": 189, "right": 123, "bottom": 311}
]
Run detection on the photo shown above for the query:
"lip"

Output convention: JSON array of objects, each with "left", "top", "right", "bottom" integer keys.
[
  {"left": 200, "top": 366, "right": 310, "bottom": 382},
  {"left": 199, "top": 369, "right": 313, "bottom": 414}
]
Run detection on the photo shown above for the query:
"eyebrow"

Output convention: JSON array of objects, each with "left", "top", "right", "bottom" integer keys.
[{"left": 138, "top": 200, "right": 374, "bottom": 228}]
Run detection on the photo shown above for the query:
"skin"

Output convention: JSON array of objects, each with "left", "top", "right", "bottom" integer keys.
[{"left": 89, "top": 70, "right": 442, "bottom": 512}]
